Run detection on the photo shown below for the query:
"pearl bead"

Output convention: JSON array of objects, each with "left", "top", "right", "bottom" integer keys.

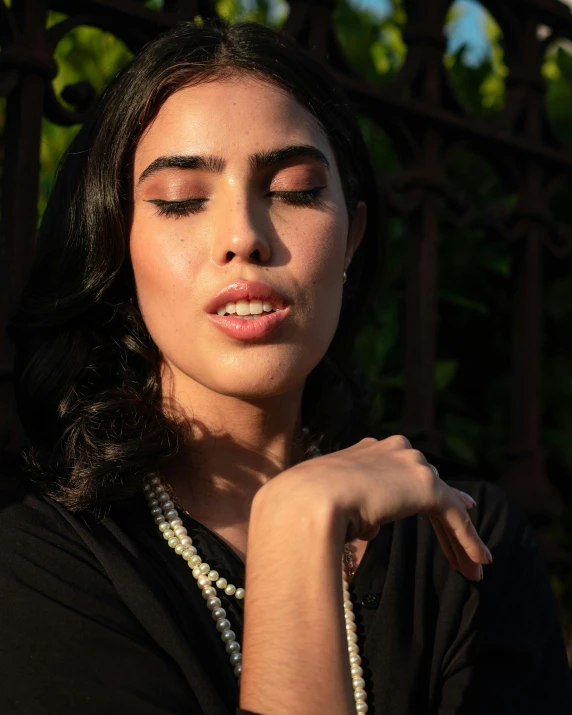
[
  {"left": 154, "top": 515, "right": 165, "bottom": 524},
  {"left": 162, "top": 500, "right": 174, "bottom": 510},
  {"left": 212, "top": 608, "right": 226, "bottom": 621},
  {"left": 143, "top": 483, "right": 153, "bottom": 492},
  {"left": 356, "top": 702, "right": 368, "bottom": 713},
  {"left": 220, "top": 629, "right": 235, "bottom": 643},
  {"left": 225, "top": 640, "right": 240, "bottom": 654},
  {"left": 346, "top": 621, "right": 357, "bottom": 632},
  {"left": 344, "top": 610, "right": 355, "bottom": 621},
  {"left": 162, "top": 529, "right": 174, "bottom": 540},
  {"left": 170, "top": 518, "right": 183, "bottom": 527},
  {"left": 216, "top": 618, "right": 231, "bottom": 632},
  {"left": 207, "top": 597, "right": 221, "bottom": 610},
  {"left": 192, "top": 567, "right": 202, "bottom": 579},
  {"left": 164, "top": 509, "right": 178, "bottom": 520},
  {"left": 351, "top": 665, "right": 364, "bottom": 678},
  {"left": 181, "top": 547, "right": 196, "bottom": 559},
  {"left": 202, "top": 587, "right": 217, "bottom": 600},
  {"left": 168, "top": 537, "right": 179, "bottom": 548},
  {"left": 343, "top": 600, "right": 353, "bottom": 610},
  {"left": 154, "top": 485, "right": 165, "bottom": 494},
  {"left": 173, "top": 526, "right": 187, "bottom": 536},
  {"left": 199, "top": 563, "right": 210, "bottom": 574},
  {"left": 179, "top": 536, "right": 192, "bottom": 546},
  {"left": 354, "top": 689, "right": 367, "bottom": 701},
  {"left": 148, "top": 499, "right": 159, "bottom": 507},
  {"left": 158, "top": 522, "right": 170, "bottom": 533},
  {"left": 234, "top": 664, "right": 242, "bottom": 678},
  {"left": 349, "top": 654, "right": 362, "bottom": 666},
  {"left": 216, "top": 578, "right": 227, "bottom": 589},
  {"left": 348, "top": 643, "right": 359, "bottom": 654},
  {"left": 347, "top": 632, "right": 358, "bottom": 644},
  {"left": 207, "top": 570, "right": 219, "bottom": 582},
  {"left": 189, "top": 555, "right": 202, "bottom": 567},
  {"left": 229, "top": 652, "right": 242, "bottom": 666},
  {"left": 235, "top": 588, "right": 245, "bottom": 600},
  {"left": 352, "top": 677, "right": 366, "bottom": 690},
  {"left": 224, "top": 584, "right": 236, "bottom": 596},
  {"left": 175, "top": 544, "right": 185, "bottom": 555},
  {"left": 197, "top": 576, "right": 210, "bottom": 588},
  {"left": 149, "top": 476, "right": 160, "bottom": 486}
]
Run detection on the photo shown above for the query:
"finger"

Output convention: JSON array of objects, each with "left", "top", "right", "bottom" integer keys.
[
  {"left": 429, "top": 515, "right": 460, "bottom": 572},
  {"left": 437, "top": 514, "right": 482, "bottom": 582},
  {"left": 441, "top": 497, "right": 492, "bottom": 567}
]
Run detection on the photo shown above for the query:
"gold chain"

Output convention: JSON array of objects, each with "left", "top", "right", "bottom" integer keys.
[{"left": 343, "top": 542, "right": 356, "bottom": 582}]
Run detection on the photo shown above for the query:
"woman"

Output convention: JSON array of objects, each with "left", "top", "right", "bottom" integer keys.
[{"left": 1, "top": 20, "right": 570, "bottom": 715}]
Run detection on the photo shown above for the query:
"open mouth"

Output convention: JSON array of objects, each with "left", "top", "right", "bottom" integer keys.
[{"left": 215, "top": 299, "right": 282, "bottom": 319}]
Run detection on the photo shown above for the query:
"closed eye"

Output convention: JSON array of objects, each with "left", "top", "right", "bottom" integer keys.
[
  {"left": 146, "top": 198, "right": 207, "bottom": 218},
  {"left": 268, "top": 187, "right": 326, "bottom": 205}
]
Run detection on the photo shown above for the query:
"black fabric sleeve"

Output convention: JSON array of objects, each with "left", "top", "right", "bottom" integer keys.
[
  {"left": 438, "top": 480, "right": 572, "bottom": 714},
  {"left": 0, "top": 495, "right": 199, "bottom": 715}
]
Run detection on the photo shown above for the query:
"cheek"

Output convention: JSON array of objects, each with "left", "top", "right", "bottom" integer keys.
[
  {"left": 289, "top": 211, "right": 347, "bottom": 314},
  {"left": 129, "top": 215, "right": 201, "bottom": 326}
]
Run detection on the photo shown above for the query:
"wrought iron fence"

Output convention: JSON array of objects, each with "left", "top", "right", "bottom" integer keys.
[{"left": 2, "top": 0, "right": 572, "bottom": 536}]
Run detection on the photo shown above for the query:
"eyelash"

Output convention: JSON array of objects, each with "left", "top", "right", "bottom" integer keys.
[{"left": 147, "top": 187, "right": 325, "bottom": 219}]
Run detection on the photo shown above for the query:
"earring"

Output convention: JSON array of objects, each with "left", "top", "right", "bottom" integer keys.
[{"left": 343, "top": 270, "right": 348, "bottom": 285}]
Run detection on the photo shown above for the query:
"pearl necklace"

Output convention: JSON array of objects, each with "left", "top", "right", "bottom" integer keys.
[{"left": 143, "top": 474, "right": 369, "bottom": 713}]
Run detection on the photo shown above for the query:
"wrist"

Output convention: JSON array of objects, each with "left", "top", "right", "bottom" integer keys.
[
  {"left": 242, "top": 476, "right": 354, "bottom": 715},
  {"left": 251, "top": 472, "right": 347, "bottom": 548}
]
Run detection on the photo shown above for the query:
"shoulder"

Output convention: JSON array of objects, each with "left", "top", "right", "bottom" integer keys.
[{"left": 0, "top": 475, "right": 110, "bottom": 597}]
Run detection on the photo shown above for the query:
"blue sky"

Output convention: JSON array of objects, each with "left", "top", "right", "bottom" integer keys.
[{"left": 352, "top": 0, "right": 491, "bottom": 66}]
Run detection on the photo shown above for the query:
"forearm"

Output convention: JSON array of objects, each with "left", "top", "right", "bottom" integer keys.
[{"left": 239, "top": 483, "right": 354, "bottom": 715}]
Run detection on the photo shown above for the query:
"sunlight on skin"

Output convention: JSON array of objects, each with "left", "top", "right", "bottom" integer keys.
[{"left": 129, "top": 75, "right": 366, "bottom": 537}]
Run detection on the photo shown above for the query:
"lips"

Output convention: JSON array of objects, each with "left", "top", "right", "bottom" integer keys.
[
  {"left": 205, "top": 280, "right": 290, "bottom": 341},
  {"left": 205, "top": 280, "right": 288, "bottom": 315}
]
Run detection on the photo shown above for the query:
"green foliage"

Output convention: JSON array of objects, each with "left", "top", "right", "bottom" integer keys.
[
  {"left": 445, "top": 4, "right": 507, "bottom": 116},
  {"left": 39, "top": 12, "right": 132, "bottom": 219},
  {"left": 335, "top": 0, "right": 406, "bottom": 83}
]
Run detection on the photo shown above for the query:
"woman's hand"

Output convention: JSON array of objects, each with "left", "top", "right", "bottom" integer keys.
[
  {"left": 263, "top": 435, "right": 492, "bottom": 582},
  {"left": 242, "top": 435, "right": 490, "bottom": 715}
]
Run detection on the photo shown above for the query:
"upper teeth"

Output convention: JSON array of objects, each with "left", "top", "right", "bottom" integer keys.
[{"left": 216, "top": 300, "right": 278, "bottom": 316}]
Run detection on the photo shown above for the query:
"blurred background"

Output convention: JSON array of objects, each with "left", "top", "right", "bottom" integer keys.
[{"left": 1, "top": 0, "right": 572, "bottom": 665}]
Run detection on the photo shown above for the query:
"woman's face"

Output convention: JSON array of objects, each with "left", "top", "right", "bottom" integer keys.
[{"left": 130, "top": 75, "right": 366, "bottom": 401}]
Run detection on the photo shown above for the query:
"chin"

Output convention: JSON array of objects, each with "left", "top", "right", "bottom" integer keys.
[{"left": 199, "top": 363, "right": 310, "bottom": 401}]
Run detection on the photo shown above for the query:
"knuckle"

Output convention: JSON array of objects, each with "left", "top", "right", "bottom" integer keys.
[
  {"left": 418, "top": 463, "right": 439, "bottom": 491},
  {"left": 461, "top": 512, "right": 473, "bottom": 528},
  {"left": 385, "top": 434, "right": 412, "bottom": 450},
  {"left": 407, "top": 449, "right": 426, "bottom": 465}
]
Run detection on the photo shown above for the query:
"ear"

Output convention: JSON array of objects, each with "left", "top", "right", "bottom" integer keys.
[{"left": 344, "top": 201, "right": 367, "bottom": 271}]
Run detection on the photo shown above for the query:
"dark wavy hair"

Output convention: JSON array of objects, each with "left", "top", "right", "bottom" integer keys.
[{"left": 9, "top": 20, "right": 383, "bottom": 513}]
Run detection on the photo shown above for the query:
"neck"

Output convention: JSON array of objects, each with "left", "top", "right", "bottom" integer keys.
[{"left": 160, "top": 364, "right": 306, "bottom": 531}]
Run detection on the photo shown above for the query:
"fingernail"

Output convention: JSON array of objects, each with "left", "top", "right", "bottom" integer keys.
[
  {"left": 459, "top": 491, "right": 477, "bottom": 507},
  {"left": 479, "top": 565, "right": 484, "bottom": 581},
  {"left": 485, "top": 547, "right": 493, "bottom": 564}
]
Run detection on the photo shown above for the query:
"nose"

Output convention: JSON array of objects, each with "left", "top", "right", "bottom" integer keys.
[{"left": 211, "top": 195, "right": 272, "bottom": 266}]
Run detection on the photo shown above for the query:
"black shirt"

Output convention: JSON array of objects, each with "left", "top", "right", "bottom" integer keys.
[{"left": 0, "top": 475, "right": 570, "bottom": 714}]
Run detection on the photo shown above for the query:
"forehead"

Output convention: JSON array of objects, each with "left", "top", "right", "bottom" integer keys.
[{"left": 134, "top": 75, "right": 331, "bottom": 168}]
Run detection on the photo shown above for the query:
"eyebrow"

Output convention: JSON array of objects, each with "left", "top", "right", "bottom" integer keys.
[
  {"left": 137, "top": 144, "right": 330, "bottom": 185},
  {"left": 138, "top": 154, "right": 225, "bottom": 184},
  {"left": 250, "top": 145, "right": 330, "bottom": 172}
]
